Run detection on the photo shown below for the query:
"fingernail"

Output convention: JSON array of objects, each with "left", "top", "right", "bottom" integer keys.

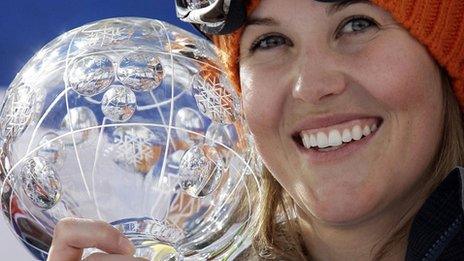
[{"left": 118, "top": 235, "right": 135, "bottom": 254}]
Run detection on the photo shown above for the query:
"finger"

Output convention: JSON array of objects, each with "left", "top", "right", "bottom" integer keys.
[
  {"left": 47, "top": 218, "right": 134, "bottom": 261},
  {"left": 83, "top": 252, "right": 148, "bottom": 261}
]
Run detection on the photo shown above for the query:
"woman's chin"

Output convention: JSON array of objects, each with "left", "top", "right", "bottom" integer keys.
[
  {"left": 312, "top": 208, "right": 374, "bottom": 226},
  {"left": 299, "top": 190, "right": 382, "bottom": 226}
]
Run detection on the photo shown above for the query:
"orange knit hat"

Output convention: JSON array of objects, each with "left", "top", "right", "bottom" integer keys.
[{"left": 212, "top": 0, "right": 464, "bottom": 108}]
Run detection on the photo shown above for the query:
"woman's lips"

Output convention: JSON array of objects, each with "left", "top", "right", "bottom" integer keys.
[
  {"left": 293, "top": 118, "right": 383, "bottom": 164},
  {"left": 300, "top": 118, "right": 379, "bottom": 148},
  {"left": 293, "top": 114, "right": 383, "bottom": 134}
]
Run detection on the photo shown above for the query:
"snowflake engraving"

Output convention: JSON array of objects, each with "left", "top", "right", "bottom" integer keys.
[
  {"left": 79, "top": 22, "right": 134, "bottom": 47},
  {"left": 112, "top": 126, "right": 161, "bottom": 174},
  {"left": 0, "top": 85, "right": 37, "bottom": 139},
  {"left": 193, "top": 74, "right": 236, "bottom": 124}
]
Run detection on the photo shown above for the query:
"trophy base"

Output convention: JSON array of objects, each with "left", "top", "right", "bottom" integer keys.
[
  {"left": 111, "top": 217, "right": 181, "bottom": 261},
  {"left": 131, "top": 242, "right": 179, "bottom": 261},
  {"left": 83, "top": 239, "right": 178, "bottom": 261},
  {"left": 83, "top": 217, "right": 181, "bottom": 260}
]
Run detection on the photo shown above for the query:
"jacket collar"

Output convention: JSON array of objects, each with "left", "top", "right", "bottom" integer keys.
[{"left": 406, "top": 167, "right": 464, "bottom": 260}]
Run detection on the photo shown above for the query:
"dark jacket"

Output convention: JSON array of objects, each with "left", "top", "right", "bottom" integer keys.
[
  {"left": 236, "top": 167, "right": 464, "bottom": 260},
  {"left": 406, "top": 167, "right": 464, "bottom": 260}
]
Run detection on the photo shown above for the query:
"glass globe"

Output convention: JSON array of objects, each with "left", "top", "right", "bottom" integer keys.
[{"left": 0, "top": 17, "right": 261, "bottom": 260}]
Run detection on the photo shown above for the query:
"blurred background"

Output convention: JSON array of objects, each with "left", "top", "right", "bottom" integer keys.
[{"left": 0, "top": 0, "right": 196, "bottom": 259}]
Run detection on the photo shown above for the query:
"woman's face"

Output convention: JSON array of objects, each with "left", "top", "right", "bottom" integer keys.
[{"left": 239, "top": 0, "right": 444, "bottom": 224}]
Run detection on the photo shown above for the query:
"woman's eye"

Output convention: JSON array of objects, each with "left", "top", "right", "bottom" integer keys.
[
  {"left": 336, "top": 16, "right": 378, "bottom": 38},
  {"left": 249, "top": 33, "right": 292, "bottom": 53}
]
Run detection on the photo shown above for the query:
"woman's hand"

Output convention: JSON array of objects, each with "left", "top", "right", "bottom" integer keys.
[{"left": 47, "top": 217, "right": 147, "bottom": 261}]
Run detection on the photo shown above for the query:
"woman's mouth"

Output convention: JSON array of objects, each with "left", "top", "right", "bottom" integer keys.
[{"left": 293, "top": 117, "right": 383, "bottom": 163}]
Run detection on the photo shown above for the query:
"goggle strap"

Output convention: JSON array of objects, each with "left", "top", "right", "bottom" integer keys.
[{"left": 202, "top": 0, "right": 246, "bottom": 35}]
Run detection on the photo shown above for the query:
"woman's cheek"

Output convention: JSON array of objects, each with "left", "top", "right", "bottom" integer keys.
[
  {"left": 241, "top": 77, "right": 283, "bottom": 176},
  {"left": 240, "top": 68, "right": 285, "bottom": 132},
  {"left": 352, "top": 32, "right": 440, "bottom": 111}
]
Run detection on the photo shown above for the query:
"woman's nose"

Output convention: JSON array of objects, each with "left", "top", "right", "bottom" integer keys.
[{"left": 291, "top": 60, "right": 348, "bottom": 104}]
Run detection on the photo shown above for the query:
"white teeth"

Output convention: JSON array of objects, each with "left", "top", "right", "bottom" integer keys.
[
  {"left": 316, "top": 132, "right": 329, "bottom": 148},
  {"left": 362, "top": 125, "right": 371, "bottom": 136},
  {"left": 342, "top": 129, "right": 352, "bottom": 143},
  {"left": 299, "top": 121, "right": 379, "bottom": 150},
  {"left": 328, "top": 130, "right": 342, "bottom": 146},
  {"left": 351, "top": 125, "right": 363, "bottom": 141},
  {"left": 310, "top": 134, "right": 317, "bottom": 147},
  {"left": 302, "top": 133, "right": 311, "bottom": 148}
]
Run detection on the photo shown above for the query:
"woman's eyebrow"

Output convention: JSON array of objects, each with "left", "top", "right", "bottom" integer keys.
[
  {"left": 244, "top": 17, "right": 279, "bottom": 27},
  {"left": 245, "top": 0, "right": 371, "bottom": 27},
  {"left": 327, "top": 0, "right": 371, "bottom": 16}
]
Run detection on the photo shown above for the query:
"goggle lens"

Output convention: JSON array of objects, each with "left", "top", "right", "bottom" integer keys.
[{"left": 184, "top": 0, "right": 216, "bottom": 10}]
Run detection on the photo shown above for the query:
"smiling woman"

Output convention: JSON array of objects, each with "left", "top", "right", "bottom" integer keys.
[{"left": 204, "top": 0, "right": 464, "bottom": 260}]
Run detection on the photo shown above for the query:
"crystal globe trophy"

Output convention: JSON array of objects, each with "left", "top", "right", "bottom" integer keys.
[{"left": 0, "top": 18, "right": 261, "bottom": 260}]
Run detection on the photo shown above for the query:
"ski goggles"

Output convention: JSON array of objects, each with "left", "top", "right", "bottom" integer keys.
[{"left": 175, "top": 0, "right": 340, "bottom": 36}]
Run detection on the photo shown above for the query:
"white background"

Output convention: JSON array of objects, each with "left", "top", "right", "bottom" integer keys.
[{"left": 0, "top": 89, "right": 36, "bottom": 260}]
